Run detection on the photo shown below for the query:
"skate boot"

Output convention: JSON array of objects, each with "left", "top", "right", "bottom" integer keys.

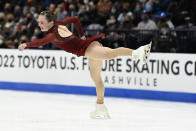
[
  {"left": 90, "top": 104, "right": 110, "bottom": 119},
  {"left": 132, "top": 41, "right": 152, "bottom": 64}
]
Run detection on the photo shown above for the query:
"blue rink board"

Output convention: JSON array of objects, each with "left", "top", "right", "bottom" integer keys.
[{"left": 0, "top": 81, "right": 196, "bottom": 103}]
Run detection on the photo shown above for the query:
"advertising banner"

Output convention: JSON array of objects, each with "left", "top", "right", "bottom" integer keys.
[{"left": 0, "top": 49, "right": 195, "bottom": 102}]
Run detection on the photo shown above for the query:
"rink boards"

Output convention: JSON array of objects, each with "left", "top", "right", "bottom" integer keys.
[{"left": 0, "top": 49, "right": 195, "bottom": 103}]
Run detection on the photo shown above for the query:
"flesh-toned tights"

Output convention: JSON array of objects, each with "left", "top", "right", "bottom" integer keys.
[{"left": 85, "top": 41, "right": 134, "bottom": 104}]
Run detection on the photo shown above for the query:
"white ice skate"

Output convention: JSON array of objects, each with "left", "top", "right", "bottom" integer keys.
[
  {"left": 132, "top": 41, "right": 152, "bottom": 64},
  {"left": 90, "top": 104, "right": 110, "bottom": 119}
]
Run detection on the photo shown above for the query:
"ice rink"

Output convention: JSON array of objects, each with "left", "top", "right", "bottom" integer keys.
[{"left": 0, "top": 90, "right": 196, "bottom": 131}]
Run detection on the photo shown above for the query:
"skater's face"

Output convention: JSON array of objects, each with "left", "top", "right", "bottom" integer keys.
[{"left": 38, "top": 15, "right": 54, "bottom": 32}]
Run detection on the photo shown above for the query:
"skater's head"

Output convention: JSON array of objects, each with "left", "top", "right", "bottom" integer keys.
[{"left": 38, "top": 10, "right": 56, "bottom": 32}]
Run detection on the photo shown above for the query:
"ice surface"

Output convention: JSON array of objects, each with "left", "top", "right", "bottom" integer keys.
[{"left": 0, "top": 90, "right": 196, "bottom": 131}]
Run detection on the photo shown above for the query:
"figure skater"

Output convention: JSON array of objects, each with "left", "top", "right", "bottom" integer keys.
[{"left": 18, "top": 10, "right": 151, "bottom": 119}]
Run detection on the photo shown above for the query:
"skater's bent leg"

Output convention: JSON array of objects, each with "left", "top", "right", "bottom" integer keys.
[
  {"left": 88, "top": 58, "right": 104, "bottom": 104},
  {"left": 85, "top": 41, "right": 134, "bottom": 60}
]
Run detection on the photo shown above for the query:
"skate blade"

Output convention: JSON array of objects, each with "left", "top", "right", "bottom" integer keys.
[
  {"left": 90, "top": 113, "right": 110, "bottom": 119},
  {"left": 91, "top": 115, "right": 110, "bottom": 119},
  {"left": 143, "top": 41, "right": 152, "bottom": 63}
]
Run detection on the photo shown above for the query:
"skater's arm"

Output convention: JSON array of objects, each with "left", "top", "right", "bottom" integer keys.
[
  {"left": 18, "top": 33, "right": 54, "bottom": 51},
  {"left": 26, "top": 33, "right": 54, "bottom": 47},
  {"left": 58, "top": 16, "right": 84, "bottom": 37}
]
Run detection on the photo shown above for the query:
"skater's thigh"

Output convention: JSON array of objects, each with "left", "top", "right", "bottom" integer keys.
[{"left": 85, "top": 41, "right": 112, "bottom": 59}]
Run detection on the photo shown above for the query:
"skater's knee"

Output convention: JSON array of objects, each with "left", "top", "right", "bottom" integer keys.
[{"left": 90, "top": 74, "right": 102, "bottom": 84}]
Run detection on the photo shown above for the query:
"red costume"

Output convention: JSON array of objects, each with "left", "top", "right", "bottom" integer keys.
[{"left": 26, "top": 16, "right": 104, "bottom": 56}]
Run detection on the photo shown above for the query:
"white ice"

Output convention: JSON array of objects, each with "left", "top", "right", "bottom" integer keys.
[{"left": 0, "top": 90, "right": 196, "bottom": 131}]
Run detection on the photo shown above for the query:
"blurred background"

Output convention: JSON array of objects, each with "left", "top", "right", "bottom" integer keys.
[
  {"left": 0, "top": 0, "right": 195, "bottom": 53},
  {"left": 0, "top": 1, "right": 196, "bottom": 130}
]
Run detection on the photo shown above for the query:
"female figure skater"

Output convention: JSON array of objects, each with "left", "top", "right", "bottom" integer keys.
[{"left": 18, "top": 11, "right": 151, "bottom": 119}]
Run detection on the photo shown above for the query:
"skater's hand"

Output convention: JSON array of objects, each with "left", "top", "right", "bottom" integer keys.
[
  {"left": 18, "top": 43, "right": 27, "bottom": 51},
  {"left": 80, "top": 35, "right": 86, "bottom": 40}
]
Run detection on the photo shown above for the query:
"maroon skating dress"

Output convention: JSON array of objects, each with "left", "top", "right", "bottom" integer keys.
[{"left": 26, "top": 16, "right": 104, "bottom": 56}]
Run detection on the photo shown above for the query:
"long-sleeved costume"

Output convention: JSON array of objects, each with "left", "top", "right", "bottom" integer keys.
[{"left": 26, "top": 16, "right": 104, "bottom": 56}]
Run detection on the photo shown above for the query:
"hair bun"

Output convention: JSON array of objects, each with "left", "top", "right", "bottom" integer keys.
[{"left": 40, "top": 10, "right": 57, "bottom": 22}]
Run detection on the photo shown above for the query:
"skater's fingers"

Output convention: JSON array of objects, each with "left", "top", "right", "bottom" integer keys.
[{"left": 18, "top": 44, "right": 26, "bottom": 51}]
